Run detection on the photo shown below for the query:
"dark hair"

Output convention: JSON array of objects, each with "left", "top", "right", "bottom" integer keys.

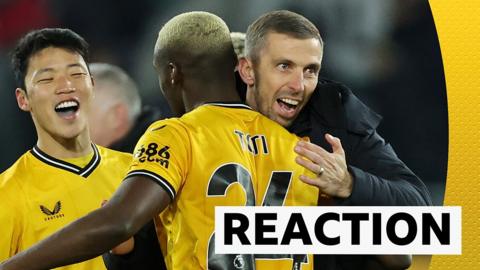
[
  {"left": 245, "top": 10, "right": 323, "bottom": 64},
  {"left": 11, "top": 28, "right": 90, "bottom": 89}
]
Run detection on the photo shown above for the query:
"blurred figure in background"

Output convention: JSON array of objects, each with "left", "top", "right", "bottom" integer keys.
[
  {"left": 88, "top": 63, "right": 141, "bottom": 148},
  {"left": 89, "top": 63, "right": 163, "bottom": 153},
  {"left": 231, "top": 32, "right": 248, "bottom": 98},
  {"left": 230, "top": 32, "right": 246, "bottom": 59}
]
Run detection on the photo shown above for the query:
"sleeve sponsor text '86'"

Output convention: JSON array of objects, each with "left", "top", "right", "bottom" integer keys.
[{"left": 134, "top": 143, "right": 170, "bottom": 168}]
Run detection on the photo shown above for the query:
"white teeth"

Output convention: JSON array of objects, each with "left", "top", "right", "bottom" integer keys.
[
  {"left": 55, "top": 100, "right": 78, "bottom": 110},
  {"left": 279, "top": 98, "right": 299, "bottom": 106}
]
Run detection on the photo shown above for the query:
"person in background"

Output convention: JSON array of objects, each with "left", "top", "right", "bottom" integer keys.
[
  {"left": 89, "top": 62, "right": 163, "bottom": 153},
  {"left": 230, "top": 32, "right": 246, "bottom": 59}
]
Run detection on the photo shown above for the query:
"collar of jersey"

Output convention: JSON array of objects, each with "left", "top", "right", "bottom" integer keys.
[
  {"left": 30, "top": 143, "right": 101, "bottom": 178},
  {"left": 203, "top": 102, "right": 252, "bottom": 110}
]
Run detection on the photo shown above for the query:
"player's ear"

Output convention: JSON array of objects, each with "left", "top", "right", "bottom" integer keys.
[
  {"left": 16, "top": 88, "right": 30, "bottom": 112},
  {"left": 238, "top": 57, "right": 255, "bottom": 86},
  {"left": 168, "top": 62, "right": 181, "bottom": 86}
]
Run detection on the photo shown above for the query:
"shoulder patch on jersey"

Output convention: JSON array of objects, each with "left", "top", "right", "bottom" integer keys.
[{"left": 134, "top": 142, "right": 171, "bottom": 169}]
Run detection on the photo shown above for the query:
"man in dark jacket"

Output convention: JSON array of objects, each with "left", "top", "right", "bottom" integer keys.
[
  {"left": 289, "top": 78, "right": 429, "bottom": 269},
  {"left": 289, "top": 78, "right": 431, "bottom": 207},
  {"left": 238, "top": 11, "right": 430, "bottom": 269},
  {"left": 238, "top": 11, "right": 430, "bottom": 207}
]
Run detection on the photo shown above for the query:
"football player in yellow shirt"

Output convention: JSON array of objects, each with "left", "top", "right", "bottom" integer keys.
[
  {"left": 0, "top": 28, "right": 132, "bottom": 270},
  {"left": 0, "top": 12, "right": 326, "bottom": 270}
]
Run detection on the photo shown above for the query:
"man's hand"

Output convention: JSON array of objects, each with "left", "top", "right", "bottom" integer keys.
[
  {"left": 109, "top": 238, "right": 135, "bottom": 255},
  {"left": 294, "top": 134, "right": 353, "bottom": 198}
]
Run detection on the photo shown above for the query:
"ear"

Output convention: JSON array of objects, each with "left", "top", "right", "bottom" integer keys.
[
  {"left": 238, "top": 57, "right": 255, "bottom": 86},
  {"left": 168, "top": 62, "right": 181, "bottom": 86},
  {"left": 111, "top": 103, "right": 130, "bottom": 137},
  {"left": 90, "top": 76, "right": 96, "bottom": 99},
  {"left": 112, "top": 104, "right": 128, "bottom": 128},
  {"left": 15, "top": 88, "right": 30, "bottom": 112}
]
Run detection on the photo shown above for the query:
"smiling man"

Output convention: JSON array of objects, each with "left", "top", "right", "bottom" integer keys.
[{"left": 0, "top": 28, "right": 132, "bottom": 270}]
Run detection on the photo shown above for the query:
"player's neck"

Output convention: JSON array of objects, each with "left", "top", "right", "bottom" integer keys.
[
  {"left": 35, "top": 128, "right": 93, "bottom": 159},
  {"left": 185, "top": 76, "right": 241, "bottom": 111},
  {"left": 189, "top": 88, "right": 240, "bottom": 111},
  {"left": 202, "top": 83, "right": 240, "bottom": 102}
]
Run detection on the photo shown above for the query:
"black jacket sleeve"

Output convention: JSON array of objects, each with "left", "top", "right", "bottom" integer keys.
[
  {"left": 340, "top": 130, "right": 432, "bottom": 206},
  {"left": 306, "top": 79, "right": 432, "bottom": 270},
  {"left": 291, "top": 78, "right": 432, "bottom": 207}
]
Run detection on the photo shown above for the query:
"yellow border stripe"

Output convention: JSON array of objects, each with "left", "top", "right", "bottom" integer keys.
[{"left": 429, "top": 0, "right": 480, "bottom": 269}]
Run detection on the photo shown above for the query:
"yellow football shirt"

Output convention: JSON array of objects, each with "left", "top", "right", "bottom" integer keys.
[
  {"left": 127, "top": 103, "right": 319, "bottom": 270},
  {"left": 0, "top": 144, "right": 132, "bottom": 270}
]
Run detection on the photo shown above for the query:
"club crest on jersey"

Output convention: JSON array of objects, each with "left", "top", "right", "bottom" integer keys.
[
  {"left": 40, "top": 201, "right": 64, "bottom": 221},
  {"left": 134, "top": 142, "right": 170, "bottom": 168}
]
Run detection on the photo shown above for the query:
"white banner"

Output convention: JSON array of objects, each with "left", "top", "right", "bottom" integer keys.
[{"left": 214, "top": 206, "right": 461, "bottom": 255}]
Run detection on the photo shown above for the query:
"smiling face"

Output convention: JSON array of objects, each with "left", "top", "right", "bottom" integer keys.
[
  {"left": 245, "top": 32, "right": 323, "bottom": 127},
  {"left": 16, "top": 46, "right": 93, "bottom": 141}
]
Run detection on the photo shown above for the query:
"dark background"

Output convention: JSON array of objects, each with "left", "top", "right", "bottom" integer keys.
[{"left": 0, "top": 0, "right": 447, "bottom": 205}]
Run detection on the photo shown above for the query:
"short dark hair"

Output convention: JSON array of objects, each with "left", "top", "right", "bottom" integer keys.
[
  {"left": 11, "top": 28, "right": 90, "bottom": 89},
  {"left": 245, "top": 10, "right": 323, "bottom": 64}
]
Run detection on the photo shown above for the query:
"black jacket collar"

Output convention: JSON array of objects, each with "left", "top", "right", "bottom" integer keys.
[{"left": 290, "top": 78, "right": 382, "bottom": 136}]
